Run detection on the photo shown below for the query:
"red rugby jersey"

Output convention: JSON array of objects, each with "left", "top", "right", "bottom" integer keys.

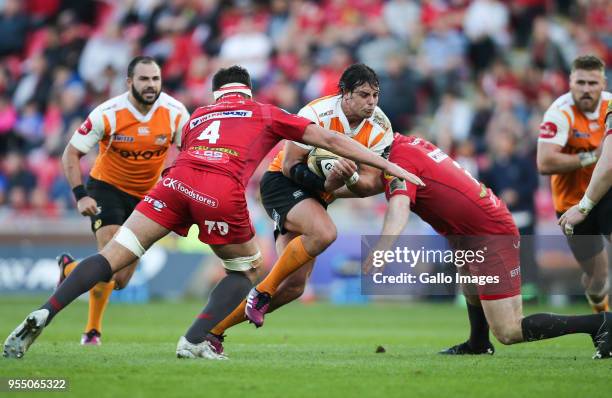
[{"left": 175, "top": 94, "right": 312, "bottom": 186}]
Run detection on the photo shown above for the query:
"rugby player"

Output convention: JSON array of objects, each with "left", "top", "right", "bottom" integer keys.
[
  {"left": 364, "top": 134, "right": 611, "bottom": 359},
  {"left": 205, "top": 64, "right": 395, "bottom": 346},
  {"left": 537, "top": 55, "right": 611, "bottom": 313},
  {"left": 559, "top": 104, "right": 612, "bottom": 235},
  {"left": 58, "top": 56, "right": 189, "bottom": 345},
  {"left": 3, "top": 65, "right": 421, "bottom": 360}
]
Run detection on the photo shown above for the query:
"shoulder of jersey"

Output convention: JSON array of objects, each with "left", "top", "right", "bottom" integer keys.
[
  {"left": 304, "top": 95, "right": 341, "bottom": 116},
  {"left": 93, "top": 92, "right": 129, "bottom": 113},
  {"left": 602, "top": 91, "right": 612, "bottom": 101},
  {"left": 157, "top": 92, "right": 188, "bottom": 111},
  {"left": 369, "top": 107, "right": 392, "bottom": 131},
  {"left": 548, "top": 92, "right": 574, "bottom": 111}
]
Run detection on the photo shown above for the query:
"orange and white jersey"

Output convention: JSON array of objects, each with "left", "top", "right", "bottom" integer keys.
[
  {"left": 268, "top": 94, "right": 393, "bottom": 172},
  {"left": 538, "top": 91, "right": 612, "bottom": 212},
  {"left": 69, "top": 92, "right": 190, "bottom": 199}
]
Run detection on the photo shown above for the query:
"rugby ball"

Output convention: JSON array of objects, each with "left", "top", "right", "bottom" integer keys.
[{"left": 307, "top": 148, "right": 340, "bottom": 178}]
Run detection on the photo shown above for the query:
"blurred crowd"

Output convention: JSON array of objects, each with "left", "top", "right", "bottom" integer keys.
[{"left": 0, "top": 0, "right": 610, "bottom": 225}]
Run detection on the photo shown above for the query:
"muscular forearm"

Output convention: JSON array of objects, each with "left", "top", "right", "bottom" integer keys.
[
  {"left": 381, "top": 196, "right": 411, "bottom": 236},
  {"left": 346, "top": 171, "right": 383, "bottom": 197},
  {"left": 537, "top": 151, "right": 586, "bottom": 175},
  {"left": 61, "top": 145, "right": 86, "bottom": 188},
  {"left": 304, "top": 125, "right": 388, "bottom": 171}
]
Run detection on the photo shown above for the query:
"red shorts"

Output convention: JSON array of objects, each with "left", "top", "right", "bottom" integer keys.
[
  {"left": 456, "top": 234, "right": 522, "bottom": 300},
  {"left": 135, "top": 166, "right": 254, "bottom": 245}
]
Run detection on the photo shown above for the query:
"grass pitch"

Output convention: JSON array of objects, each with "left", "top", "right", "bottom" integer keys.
[{"left": 0, "top": 297, "right": 610, "bottom": 398}]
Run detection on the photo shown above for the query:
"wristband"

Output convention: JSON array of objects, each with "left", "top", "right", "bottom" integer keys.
[
  {"left": 345, "top": 172, "right": 360, "bottom": 187},
  {"left": 72, "top": 185, "right": 88, "bottom": 201},
  {"left": 578, "top": 151, "right": 598, "bottom": 167},
  {"left": 578, "top": 195, "right": 596, "bottom": 215}
]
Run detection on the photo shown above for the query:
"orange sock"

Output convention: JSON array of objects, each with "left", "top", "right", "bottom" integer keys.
[
  {"left": 256, "top": 236, "right": 314, "bottom": 295},
  {"left": 63, "top": 261, "right": 78, "bottom": 277},
  {"left": 210, "top": 300, "right": 247, "bottom": 335},
  {"left": 85, "top": 280, "right": 115, "bottom": 333}
]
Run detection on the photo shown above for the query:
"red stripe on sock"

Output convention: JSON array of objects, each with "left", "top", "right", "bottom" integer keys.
[
  {"left": 49, "top": 296, "right": 63, "bottom": 311},
  {"left": 198, "top": 313, "right": 213, "bottom": 320}
]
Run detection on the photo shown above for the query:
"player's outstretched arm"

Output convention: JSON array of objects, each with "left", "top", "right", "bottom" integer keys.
[
  {"left": 363, "top": 195, "right": 412, "bottom": 274},
  {"left": 302, "top": 124, "right": 424, "bottom": 186},
  {"left": 62, "top": 144, "right": 99, "bottom": 216},
  {"left": 559, "top": 135, "right": 612, "bottom": 233}
]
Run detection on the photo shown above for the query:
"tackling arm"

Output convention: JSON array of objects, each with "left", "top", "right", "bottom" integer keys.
[{"left": 301, "top": 124, "right": 424, "bottom": 186}]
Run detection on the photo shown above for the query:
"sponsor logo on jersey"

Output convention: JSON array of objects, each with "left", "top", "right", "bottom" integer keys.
[
  {"left": 427, "top": 148, "right": 448, "bottom": 163},
  {"left": 144, "top": 195, "right": 166, "bottom": 212},
  {"left": 155, "top": 134, "right": 168, "bottom": 145},
  {"left": 162, "top": 177, "right": 218, "bottom": 208},
  {"left": 189, "top": 145, "right": 239, "bottom": 156},
  {"left": 114, "top": 135, "right": 135, "bottom": 143},
  {"left": 372, "top": 110, "right": 391, "bottom": 131},
  {"left": 573, "top": 129, "right": 591, "bottom": 139},
  {"left": 510, "top": 266, "right": 521, "bottom": 278},
  {"left": 112, "top": 146, "right": 168, "bottom": 160},
  {"left": 293, "top": 190, "right": 304, "bottom": 199},
  {"left": 189, "top": 110, "right": 253, "bottom": 129},
  {"left": 77, "top": 118, "right": 92, "bottom": 135},
  {"left": 318, "top": 110, "right": 333, "bottom": 118},
  {"left": 539, "top": 121, "right": 558, "bottom": 138},
  {"left": 138, "top": 126, "right": 150, "bottom": 135},
  {"left": 588, "top": 122, "right": 601, "bottom": 131},
  {"left": 189, "top": 149, "right": 230, "bottom": 163}
]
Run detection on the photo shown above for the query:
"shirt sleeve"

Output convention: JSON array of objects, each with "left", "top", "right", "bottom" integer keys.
[
  {"left": 269, "top": 106, "right": 313, "bottom": 143},
  {"left": 68, "top": 106, "right": 106, "bottom": 153},
  {"left": 291, "top": 105, "right": 319, "bottom": 150},
  {"left": 537, "top": 105, "right": 570, "bottom": 147}
]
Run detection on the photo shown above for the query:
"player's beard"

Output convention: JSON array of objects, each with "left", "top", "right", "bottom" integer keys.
[
  {"left": 573, "top": 92, "right": 599, "bottom": 113},
  {"left": 132, "top": 85, "right": 160, "bottom": 106}
]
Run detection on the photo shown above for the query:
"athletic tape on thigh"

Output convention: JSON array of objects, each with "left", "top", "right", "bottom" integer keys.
[
  {"left": 114, "top": 226, "right": 146, "bottom": 258},
  {"left": 222, "top": 251, "right": 262, "bottom": 272}
]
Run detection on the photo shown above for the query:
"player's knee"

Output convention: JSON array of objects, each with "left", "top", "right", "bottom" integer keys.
[
  {"left": 490, "top": 323, "right": 522, "bottom": 345},
  {"left": 310, "top": 223, "right": 337, "bottom": 251}
]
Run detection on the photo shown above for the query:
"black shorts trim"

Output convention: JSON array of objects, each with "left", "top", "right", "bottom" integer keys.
[
  {"left": 556, "top": 189, "right": 612, "bottom": 261},
  {"left": 85, "top": 177, "right": 141, "bottom": 233},
  {"left": 260, "top": 171, "right": 327, "bottom": 238}
]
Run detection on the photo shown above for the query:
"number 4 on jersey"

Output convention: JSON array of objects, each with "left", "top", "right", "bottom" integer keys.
[{"left": 197, "top": 120, "right": 221, "bottom": 143}]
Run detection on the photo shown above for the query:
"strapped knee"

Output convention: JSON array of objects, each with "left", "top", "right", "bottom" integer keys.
[
  {"left": 114, "top": 226, "right": 146, "bottom": 258},
  {"left": 222, "top": 251, "right": 262, "bottom": 272}
]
